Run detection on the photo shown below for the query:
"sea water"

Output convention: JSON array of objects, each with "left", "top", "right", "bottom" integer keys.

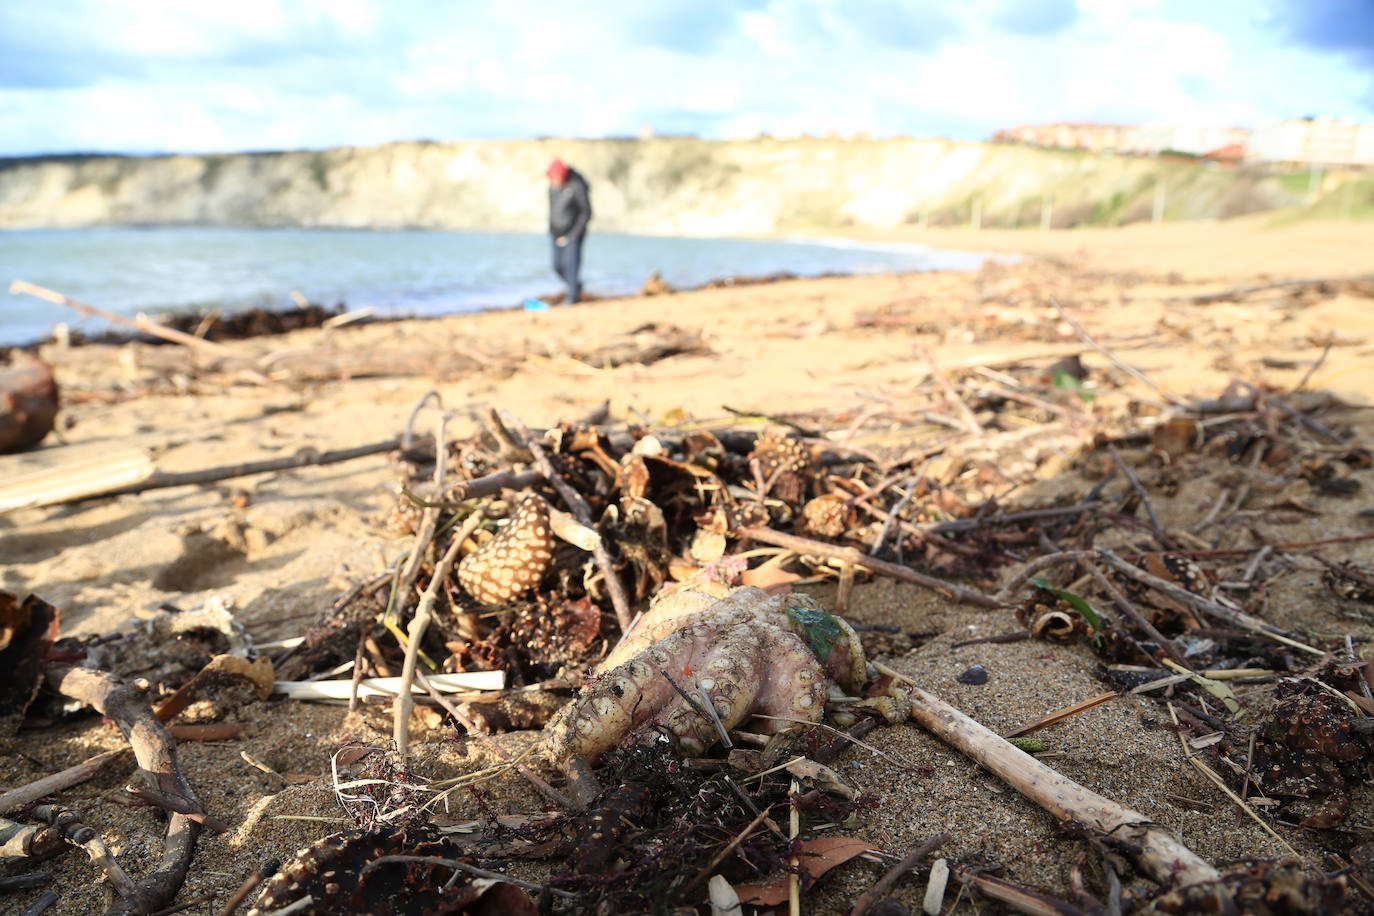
[{"left": 0, "top": 226, "right": 987, "bottom": 345}]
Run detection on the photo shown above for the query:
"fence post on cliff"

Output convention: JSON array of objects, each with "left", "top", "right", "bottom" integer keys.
[{"left": 1152, "top": 178, "right": 1166, "bottom": 225}]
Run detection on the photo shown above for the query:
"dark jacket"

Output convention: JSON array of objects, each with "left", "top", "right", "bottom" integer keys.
[{"left": 548, "top": 168, "right": 591, "bottom": 239}]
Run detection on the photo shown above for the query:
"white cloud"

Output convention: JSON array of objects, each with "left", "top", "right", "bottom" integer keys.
[{"left": 0, "top": 0, "right": 1369, "bottom": 155}]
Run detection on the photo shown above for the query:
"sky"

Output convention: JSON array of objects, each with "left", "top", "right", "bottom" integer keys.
[{"left": 0, "top": 0, "right": 1371, "bottom": 157}]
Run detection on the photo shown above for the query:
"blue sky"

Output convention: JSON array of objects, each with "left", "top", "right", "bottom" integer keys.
[{"left": 0, "top": 0, "right": 1370, "bottom": 156}]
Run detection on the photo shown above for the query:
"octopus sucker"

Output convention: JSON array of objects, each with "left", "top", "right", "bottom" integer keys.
[{"left": 544, "top": 586, "right": 891, "bottom": 765}]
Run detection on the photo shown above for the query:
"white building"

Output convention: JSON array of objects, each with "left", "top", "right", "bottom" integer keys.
[{"left": 1246, "top": 118, "right": 1374, "bottom": 166}]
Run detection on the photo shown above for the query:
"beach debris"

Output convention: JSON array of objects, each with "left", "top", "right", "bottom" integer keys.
[
  {"left": 543, "top": 586, "right": 885, "bottom": 765},
  {"left": 0, "top": 436, "right": 398, "bottom": 514},
  {"left": 1252, "top": 677, "right": 1372, "bottom": 828},
  {"left": 888, "top": 660, "right": 1223, "bottom": 889},
  {"left": 1319, "top": 556, "right": 1374, "bottom": 605},
  {"left": 245, "top": 826, "right": 541, "bottom": 916},
  {"left": 43, "top": 661, "right": 209, "bottom": 915},
  {"left": 955, "top": 664, "right": 989, "bottom": 685},
  {"left": 457, "top": 494, "right": 556, "bottom": 605},
  {"left": 10, "top": 280, "right": 245, "bottom": 363},
  {"left": 0, "top": 592, "right": 58, "bottom": 743},
  {"left": 0, "top": 446, "right": 153, "bottom": 514},
  {"left": 0, "top": 354, "right": 58, "bottom": 453},
  {"left": 639, "top": 270, "right": 673, "bottom": 295},
  {"left": 12, "top": 249, "right": 1374, "bottom": 912},
  {"left": 1149, "top": 857, "right": 1359, "bottom": 914}
]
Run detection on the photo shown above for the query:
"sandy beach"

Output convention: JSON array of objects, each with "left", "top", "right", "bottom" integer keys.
[{"left": 3, "top": 216, "right": 1374, "bottom": 914}]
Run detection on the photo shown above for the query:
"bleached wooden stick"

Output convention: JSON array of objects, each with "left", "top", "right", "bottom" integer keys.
[
  {"left": 274, "top": 671, "right": 503, "bottom": 701},
  {"left": 875, "top": 661, "right": 1220, "bottom": 888}
]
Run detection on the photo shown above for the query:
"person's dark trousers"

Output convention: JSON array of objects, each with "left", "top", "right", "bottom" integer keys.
[{"left": 552, "top": 233, "right": 583, "bottom": 303}]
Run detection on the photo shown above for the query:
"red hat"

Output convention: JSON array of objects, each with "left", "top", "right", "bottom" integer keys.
[{"left": 545, "top": 158, "right": 568, "bottom": 181}]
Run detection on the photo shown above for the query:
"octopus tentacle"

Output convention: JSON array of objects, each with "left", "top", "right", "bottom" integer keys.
[{"left": 543, "top": 586, "right": 877, "bottom": 765}]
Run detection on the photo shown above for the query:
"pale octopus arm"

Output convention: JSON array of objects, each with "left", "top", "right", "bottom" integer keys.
[{"left": 545, "top": 586, "right": 869, "bottom": 765}]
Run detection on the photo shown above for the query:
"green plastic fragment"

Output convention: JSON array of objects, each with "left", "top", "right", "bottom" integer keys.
[
  {"left": 1052, "top": 369, "right": 1096, "bottom": 402},
  {"left": 786, "top": 604, "right": 843, "bottom": 661}
]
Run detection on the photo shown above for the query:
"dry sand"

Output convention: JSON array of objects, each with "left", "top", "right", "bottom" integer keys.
[{"left": 2, "top": 217, "right": 1373, "bottom": 914}]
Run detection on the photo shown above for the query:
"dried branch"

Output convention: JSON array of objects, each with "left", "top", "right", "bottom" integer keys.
[
  {"left": 99, "top": 439, "right": 401, "bottom": 501},
  {"left": 848, "top": 832, "right": 948, "bottom": 916},
  {"left": 1094, "top": 549, "right": 1323, "bottom": 655},
  {"left": 878, "top": 662, "right": 1221, "bottom": 889},
  {"left": 45, "top": 664, "right": 206, "bottom": 916},
  {"left": 738, "top": 526, "right": 1003, "bottom": 608},
  {"left": 395, "top": 505, "right": 483, "bottom": 761},
  {"left": 9, "top": 281, "right": 244, "bottom": 362},
  {"left": 0, "top": 749, "right": 128, "bottom": 814},
  {"left": 1047, "top": 297, "right": 1188, "bottom": 408},
  {"left": 498, "top": 409, "right": 634, "bottom": 631}
]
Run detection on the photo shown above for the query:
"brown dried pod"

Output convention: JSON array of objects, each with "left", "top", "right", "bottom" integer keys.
[
  {"left": 749, "top": 430, "right": 813, "bottom": 478},
  {"left": 800, "top": 493, "right": 850, "bottom": 538},
  {"left": 457, "top": 495, "right": 555, "bottom": 606},
  {"left": 1029, "top": 609, "right": 1082, "bottom": 640},
  {"left": 1324, "top": 563, "right": 1374, "bottom": 604}
]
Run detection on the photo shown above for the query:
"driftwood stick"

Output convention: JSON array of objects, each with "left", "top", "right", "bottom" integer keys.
[
  {"left": 395, "top": 507, "right": 483, "bottom": 762},
  {"left": 0, "top": 749, "right": 128, "bottom": 814},
  {"left": 1162, "top": 272, "right": 1374, "bottom": 305},
  {"left": 9, "top": 281, "right": 244, "bottom": 361},
  {"left": 993, "top": 550, "right": 1090, "bottom": 604},
  {"left": 924, "top": 503, "right": 1095, "bottom": 535},
  {"left": 951, "top": 866, "right": 1082, "bottom": 916},
  {"left": 498, "top": 409, "right": 634, "bottom": 632},
  {"left": 919, "top": 346, "right": 981, "bottom": 436},
  {"left": 848, "top": 832, "right": 948, "bottom": 916},
  {"left": 1079, "top": 559, "right": 1188, "bottom": 666},
  {"left": 214, "top": 857, "right": 280, "bottom": 916},
  {"left": 99, "top": 438, "right": 401, "bottom": 501},
  {"left": 1094, "top": 549, "right": 1322, "bottom": 654},
  {"left": 0, "top": 817, "right": 68, "bottom": 859},
  {"left": 1002, "top": 691, "right": 1119, "bottom": 740},
  {"left": 1047, "top": 298, "right": 1188, "bottom": 408},
  {"left": 45, "top": 664, "right": 205, "bottom": 916},
  {"left": 737, "top": 526, "right": 1003, "bottom": 608},
  {"left": 1107, "top": 444, "right": 1171, "bottom": 547},
  {"left": 394, "top": 417, "right": 448, "bottom": 621},
  {"left": 1077, "top": 554, "right": 1187, "bottom": 661},
  {"left": 31, "top": 805, "right": 140, "bottom": 903},
  {"left": 876, "top": 662, "right": 1220, "bottom": 889},
  {"left": 124, "top": 785, "right": 230, "bottom": 833}
]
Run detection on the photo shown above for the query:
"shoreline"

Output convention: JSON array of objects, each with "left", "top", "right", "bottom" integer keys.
[{"left": 7, "top": 216, "right": 1370, "bottom": 355}]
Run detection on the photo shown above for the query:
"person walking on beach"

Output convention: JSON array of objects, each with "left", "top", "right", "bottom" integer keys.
[{"left": 546, "top": 158, "right": 591, "bottom": 303}]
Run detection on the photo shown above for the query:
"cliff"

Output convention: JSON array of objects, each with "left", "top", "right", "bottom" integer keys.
[{"left": 0, "top": 137, "right": 1325, "bottom": 234}]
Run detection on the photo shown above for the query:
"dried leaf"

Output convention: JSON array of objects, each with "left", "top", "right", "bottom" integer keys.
[
  {"left": 740, "top": 565, "right": 801, "bottom": 590},
  {"left": 0, "top": 592, "right": 58, "bottom": 738},
  {"left": 733, "top": 837, "right": 882, "bottom": 906}
]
